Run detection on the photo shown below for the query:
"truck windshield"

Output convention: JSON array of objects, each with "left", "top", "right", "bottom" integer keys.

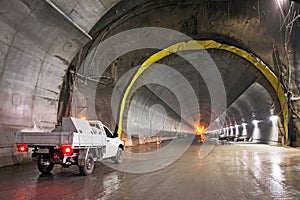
[{"left": 104, "top": 126, "right": 114, "bottom": 138}]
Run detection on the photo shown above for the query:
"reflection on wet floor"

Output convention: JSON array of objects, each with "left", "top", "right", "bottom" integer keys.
[
  {"left": 2, "top": 141, "right": 300, "bottom": 199},
  {"left": 213, "top": 145, "right": 300, "bottom": 199},
  {"left": 125, "top": 140, "right": 171, "bottom": 153}
]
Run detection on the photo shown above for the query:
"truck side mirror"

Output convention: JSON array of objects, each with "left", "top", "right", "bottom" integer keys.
[{"left": 113, "top": 132, "right": 118, "bottom": 138}]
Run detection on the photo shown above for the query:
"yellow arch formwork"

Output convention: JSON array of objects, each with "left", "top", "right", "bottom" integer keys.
[{"left": 117, "top": 40, "right": 288, "bottom": 142}]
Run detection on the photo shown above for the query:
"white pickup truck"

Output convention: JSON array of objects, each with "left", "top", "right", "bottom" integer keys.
[{"left": 15, "top": 117, "right": 124, "bottom": 175}]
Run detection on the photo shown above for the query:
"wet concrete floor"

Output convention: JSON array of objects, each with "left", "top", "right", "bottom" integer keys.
[{"left": 1, "top": 140, "right": 300, "bottom": 200}]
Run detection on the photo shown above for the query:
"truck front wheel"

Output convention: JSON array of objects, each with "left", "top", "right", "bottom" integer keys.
[
  {"left": 37, "top": 162, "right": 54, "bottom": 174},
  {"left": 79, "top": 153, "right": 94, "bottom": 175},
  {"left": 113, "top": 148, "right": 123, "bottom": 164}
]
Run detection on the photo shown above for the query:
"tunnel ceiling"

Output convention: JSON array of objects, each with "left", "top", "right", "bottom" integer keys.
[{"left": 149, "top": 49, "right": 280, "bottom": 126}]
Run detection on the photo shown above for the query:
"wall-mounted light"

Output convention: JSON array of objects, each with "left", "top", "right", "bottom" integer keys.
[
  {"left": 275, "top": 0, "right": 300, "bottom": 9},
  {"left": 252, "top": 120, "right": 261, "bottom": 128},
  {"left": 270, "top": 108, "right": 274, "bottom": 115},
  {"left": 276, "top": 0, "right": 287, "bottom": 3},
  {"left": 276, "top": 0, "right": 288, "bottom": 6},
  {"left": 269, "top": 115, "right": 279, "bottom": 121}
]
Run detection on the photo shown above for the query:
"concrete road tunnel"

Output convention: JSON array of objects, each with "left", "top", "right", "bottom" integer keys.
[
  {"left": 55, "top": 0, "right": 295, "bottom": 147},
  {"left": 67, "top": 38, "right": 287, "bottom": 146},
  {"left": 1, "top": 0, "right": 300, "bottom": 168}
]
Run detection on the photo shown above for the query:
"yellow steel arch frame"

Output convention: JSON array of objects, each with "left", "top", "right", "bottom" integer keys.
[{"left": 117, "top": 40, "right": 288, "bottom": 142}]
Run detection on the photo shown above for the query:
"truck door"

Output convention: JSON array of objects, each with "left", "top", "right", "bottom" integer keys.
[
  {"left": 103, "top": 126, "right": 118, "bottom": 158},
  {"left": 94, "top": 128, "right": 105, "bottom": 159},
  {"left": 91, "top": 127, "right": 105, "bottom": 146}
]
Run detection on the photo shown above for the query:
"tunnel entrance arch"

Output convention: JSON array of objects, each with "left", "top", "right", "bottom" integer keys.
[{"left": 117, "top": 40, "right": 288, "bottom": 144}]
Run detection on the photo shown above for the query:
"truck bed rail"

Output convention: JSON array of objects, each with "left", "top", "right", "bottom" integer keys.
[{"left": 15, "top": 131, "right": 73, "bottom": 146}]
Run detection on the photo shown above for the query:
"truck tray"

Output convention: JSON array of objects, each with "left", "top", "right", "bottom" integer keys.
[{"left": 15, "top": 131, "right": 73, "bottom": 146}]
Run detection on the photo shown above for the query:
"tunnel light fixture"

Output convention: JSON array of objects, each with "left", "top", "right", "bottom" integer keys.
[
  {"left": 269, "top": 115, "right": 279, "bottom": 121},
  {"left": 80, "top": 116, "right": 87, "bottom": 120},
  {"left": 276, "top": 0, "right": 288, "bottom": 6},
  {"left": 252, "top": 120, "right": 260, "bottom": 127}
]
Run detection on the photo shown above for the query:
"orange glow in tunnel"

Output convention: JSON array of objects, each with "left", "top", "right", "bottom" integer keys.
[
  {"left": 193, "top": 121, "right": 206, "bottom": 141},
  {"left": 80, "top": 116, "right": 87, "bottom": 120}
]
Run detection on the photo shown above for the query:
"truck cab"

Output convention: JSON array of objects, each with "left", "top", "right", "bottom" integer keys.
[{"left": 87, "top": 120, "right": 123, "bottom": 159}]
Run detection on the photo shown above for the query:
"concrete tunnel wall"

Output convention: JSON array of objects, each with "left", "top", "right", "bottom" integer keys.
[
  {"left": 0, "top": 0, "right": 298, "bottom": 167},
  {"left": 126, "top": 85, "right": 190, "bottom": 145},
  {"left": 0, "top": 0, "right": 119, "bottom": 167}
]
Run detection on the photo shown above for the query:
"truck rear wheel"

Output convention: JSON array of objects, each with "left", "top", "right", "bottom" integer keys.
[
  {"left": 37, "top": 162, "right": 54, "bottom": 174},
  {"left": 113, "top": 147, "right": 123, "bottom": 164},
  {"left": 79, "top": 153, "right": 94, "bottom": 175}
]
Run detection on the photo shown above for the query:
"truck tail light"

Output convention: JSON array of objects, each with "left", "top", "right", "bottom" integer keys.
[
  {"left": 17, "top": 144, "right": 28, "bottom": 153},
  {"left": 59, "top": 146, "right": 73, "bottom": 155}
]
